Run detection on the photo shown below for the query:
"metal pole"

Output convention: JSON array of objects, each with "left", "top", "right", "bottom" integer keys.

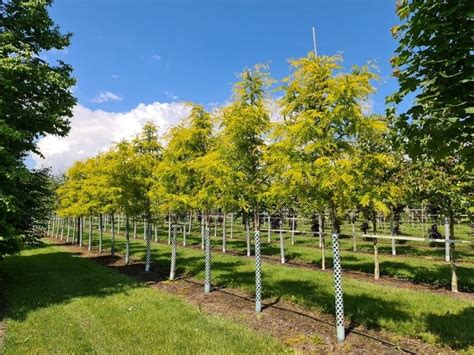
[
  {"left": 332, "top": 233, "right": 345, "bottom": 343},
  {"left": 170, "top": 225, "right": 177, "bottom": 280},
  {"left": 312, "top": 26, "right": 318, "bottom": 56},
  {"left": 255, "top": 229, "right": 262, "bottom": 313},
  {"left": 204, "top": 226, "right": 211, "bottom": 293}
]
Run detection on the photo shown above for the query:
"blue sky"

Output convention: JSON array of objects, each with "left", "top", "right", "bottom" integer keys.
[
  {"left": 49, "top": 0, "right": 399, "bottom": 112},
  {"left": 35, "top": 0, "right": 402, "bottom": 173}
]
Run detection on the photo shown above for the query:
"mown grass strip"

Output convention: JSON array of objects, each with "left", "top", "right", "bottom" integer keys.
[{"left": 0, "top": 244, "right": 285, "bottom": 354}]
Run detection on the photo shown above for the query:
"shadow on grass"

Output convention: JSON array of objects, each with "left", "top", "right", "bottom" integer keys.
[{"left": 0, "top": 246, "right": 145, "bottom": 323}]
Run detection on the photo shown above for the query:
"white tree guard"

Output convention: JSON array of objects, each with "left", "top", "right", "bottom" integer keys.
[
  {"left": 204, "top": 226, "right": 212, "bottom": 293},
  {"left": 267, "top": 215, "right": 271, "bottom": 243},
  {"left": 279, "top": 220, "right": 285, "bottom": 264},
  {"left": 66, "top": 217, "right": 70, "bottom": 242},
  {"left": 99, "top": 214, "right": 103, "bottom": 253},
  {"left": 145, "top": 221, "right": 152, "bottom": 272},
  {"left": 445, "top": 217, "right": 450, "bottom": 262},
  {"left": 332, "top": 233, "right": 345, "bottom": 343},
  {"left": 255, "top": 229, "right": 262, "bottom": 313},
  {"left": 170, "top": 225, "right": 177, "bottom": 280},
  {"left": 88, "top": 215, "right": 92, "bottom": 251},
  {"left": 222, "top": 213, "right": 226, "bottom": 253},
  {"left": 60, "top": 218, "right": 64, "bottom": 240},
  {"left": 168, "top": 214, "right": 171, "bottom": 244},
  {"left": 79, "top": 217, "right": 83, "bottom": 247},
  {"left": 111, "top": 215, "right": 115, "bottom": 256},
  {"left": 183, "top": 226, "right": 186, "bottom": 246},
  {"left": 291, "top": 216, "right": 295, "bottom": 245}
]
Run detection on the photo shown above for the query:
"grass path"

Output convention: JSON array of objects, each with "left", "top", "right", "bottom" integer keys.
[{"left": 0, "top": 244, "right": 285, "bottom": 354}]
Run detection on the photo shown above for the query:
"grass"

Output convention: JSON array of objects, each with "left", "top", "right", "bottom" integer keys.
[
  {"left": 0, "top": 244, "right": 285, "bottom": 354},
  {"left": 84, "top": 229, "right": 474, "bottom": 351}
]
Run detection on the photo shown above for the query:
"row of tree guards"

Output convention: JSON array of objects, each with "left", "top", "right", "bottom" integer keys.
[{"left": 47, "top": 211, "right": 470, "bottom": 292}]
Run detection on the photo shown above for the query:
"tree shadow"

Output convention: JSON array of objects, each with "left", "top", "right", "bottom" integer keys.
[
  {"left": 425, "top": 306, "right": 474, "bottom": 350},
  {"left": 0, "top": 248, "right": 144, "bottom": 323}
]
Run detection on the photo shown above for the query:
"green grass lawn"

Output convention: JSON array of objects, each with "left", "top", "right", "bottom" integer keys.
[
  {"left": 0, "top": 244, "right": 285, "bottom": 354},
  {"left": 83, "top": 228, "right": 474, "bottom": 351}
]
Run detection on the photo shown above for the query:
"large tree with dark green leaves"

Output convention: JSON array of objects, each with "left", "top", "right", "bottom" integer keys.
[
  {"left": 0, "top": 0, "right": 76, "bottom": 258},
  {"left": 387, "top": 0, "right": 473, "bottom": 167}
]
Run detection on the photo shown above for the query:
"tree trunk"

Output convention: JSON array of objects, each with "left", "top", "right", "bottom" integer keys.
[
  {"left": 246, "top": 214, "right": 251, "bottom": 257},
  {"left": 222, "top": 212, "right": 226, "bottom": 253},
  {"left": 125, "top": 215, "right": 130, "bottom": 265},
  {"left": 372, "top": 214, "right": 380, "bottom": 280},
  {"left": 111, "top": 213, "right": 115, "bottom": 257}
]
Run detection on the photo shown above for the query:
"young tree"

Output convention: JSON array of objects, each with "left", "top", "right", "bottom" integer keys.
[
  {"left": 217, "top": 65, "right": 273, "bottom": 231},
  {"left": 274, "top": 53, "right": 380, "bottom": 231},
  {"left": 132, "top": 123, "right": 163, "bottom": 271}
]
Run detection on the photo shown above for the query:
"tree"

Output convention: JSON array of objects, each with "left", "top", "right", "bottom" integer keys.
[
  {"left": 217, "top": 65, "right": 273, "bottom": 231},
  {"left": 0, "top": 0, "right": 76, "bottom": 258},
  {"left": 387, "top": 0, "right": 473, "bottom": 167},
  {"left": 273, "top": 53, "right": 380, "bottom": 231},
  {"left": 155, "top": 104, "right": 214, "bottom": 215}
]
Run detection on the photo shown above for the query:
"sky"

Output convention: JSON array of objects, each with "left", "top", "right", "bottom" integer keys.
[{"left": 31, "top": 0, "right": 401, "bottom": 174}]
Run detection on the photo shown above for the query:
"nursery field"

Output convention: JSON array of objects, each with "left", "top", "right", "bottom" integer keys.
[{"left": 46, "top": 219, "right": 474, "bottom": 352}]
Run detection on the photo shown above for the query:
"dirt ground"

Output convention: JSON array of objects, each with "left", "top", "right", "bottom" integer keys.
[{"left": 48, "top": 238, "right": 458, "bottom": 353}]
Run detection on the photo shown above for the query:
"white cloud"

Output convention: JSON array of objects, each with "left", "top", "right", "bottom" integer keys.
[
  {"left": 151, "top": 54, "right": 161, "bottom": 60},
  {"left": 111, "top": 74, "right": 119, "bottom": 79},
  {"left": 32, "top": 101, "right": 191, "bottom": 174},
  {"left": 92, "top": 91, "right": 123, "bottom": 103}
]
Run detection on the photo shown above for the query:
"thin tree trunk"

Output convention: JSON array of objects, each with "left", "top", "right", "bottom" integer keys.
[
  {"left": 111, "top": 213, "right": 115, "bottom": 257},
  {"left": 246, "top": 215, "right": 251, "bottom": 257},
  {"left": 125, "top": 215, "right": 130, "bottom": 265},
  {"left": 222, "top": 212, "right": 226, "bottom": 253}
]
